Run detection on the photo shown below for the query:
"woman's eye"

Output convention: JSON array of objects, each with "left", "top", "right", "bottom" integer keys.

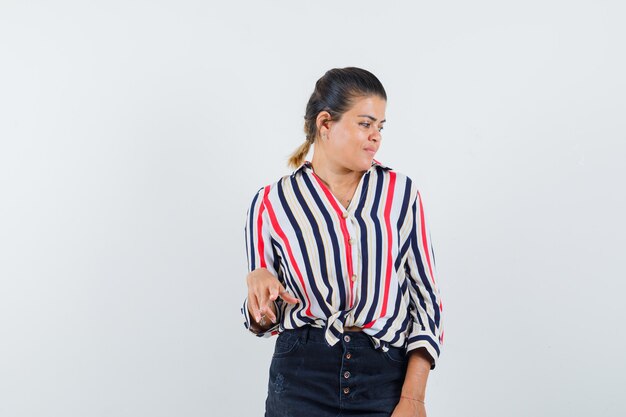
[
  {"left": 360, "top": 122, "right": 370, "bottom": 128},
  {"left": 378, "top": 126, "right": 384, "bottom": 132}
]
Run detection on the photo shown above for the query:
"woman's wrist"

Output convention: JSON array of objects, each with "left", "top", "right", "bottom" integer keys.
[
  {"left": 400, "top": 384, "right": 426, "bottom": 402},
  {"left": 400, "top": 395, "right": 425, "bottom": 404}
]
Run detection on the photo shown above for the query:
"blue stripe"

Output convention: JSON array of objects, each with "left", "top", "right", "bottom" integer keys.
[
  {"left": 362, "top": 171, "right": 385, "bottom": 324},
  {"left": 291, "top": 175, "right": 335, "bottom": 307},
  {"left": 394, "top": 179, "right": 413, "bottom": 271},
  {"left": 405, "top": 262, "right": 426, "bottom": 330},
  {"left": 277, "top": 180, "right": 332, "bottom": 318},
  {"left": 247, "top": 189, "right": 262, "bottom": 270},
  {"left": 372, "top": 282, "right": 404, "bottom": 341},
  {"left": 408, "top": 335, "right": 441, "bottom": 357},
  {"left": 410, "top": 200, "right": 440, "bottom": 332},
  {"left": 389, "top": 302, "right": 412, "bottom": 346},
  {"left": 301, "top": 173, "right": 348, "bottom": 309},
  {"left": 354, "top": 173, "right": 372, "bottom": 317},
  {"left": 273, "top": 239, "right": 313, "bottom": 327},
  {"left": 329, "top": 323, "right": 342, "bottom": 340}
]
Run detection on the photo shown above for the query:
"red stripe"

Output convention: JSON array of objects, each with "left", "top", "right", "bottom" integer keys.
[
  {"left": 263, "top": 191, "right": 313, "bottom": 317},
  {"left": 256, "top": 186, "right": 270, "bottom": 268},
  {"left": 418, "top": 191, "right": 436, "bottom": 286},
  {"left": 418, "top": 192, "right": 444, "bottom": 320},
  {"left": 380, "top": 172, "right": 396, "bottom": 316},
  {"left": 311, "top": 172, "right": 355, "bottom": 307},
  {"left": 364, "top": 172, "right": 396, "bottom": 328}
]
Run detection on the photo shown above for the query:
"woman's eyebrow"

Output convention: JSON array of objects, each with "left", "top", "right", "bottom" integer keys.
[{"left": 357, "top": 114, "right": 386, "bottom": 123}]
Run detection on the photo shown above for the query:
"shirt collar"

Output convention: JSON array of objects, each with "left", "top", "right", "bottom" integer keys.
[{"left": 291, "top": 159, "right": 392, "bottom": 177}]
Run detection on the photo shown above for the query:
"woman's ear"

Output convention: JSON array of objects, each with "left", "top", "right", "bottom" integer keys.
[{"left": 316, "top": 111, "right": 332, "bottom": 139}]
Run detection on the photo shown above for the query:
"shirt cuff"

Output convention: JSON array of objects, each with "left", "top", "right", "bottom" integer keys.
[
  {"left": 406, "top": 326, "right": 442, "bottom": 370},
  {"left": 241, "top": 297, "right": 281, "bottom": 337}
]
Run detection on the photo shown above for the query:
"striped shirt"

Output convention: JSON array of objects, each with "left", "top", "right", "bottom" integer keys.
[{"left": 241, "top": 160, "right": 444, "bottom": 369}]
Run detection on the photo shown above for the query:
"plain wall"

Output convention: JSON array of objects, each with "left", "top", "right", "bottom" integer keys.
[{"left": 1, "top": 1, "right": 625, "bottom": 416}]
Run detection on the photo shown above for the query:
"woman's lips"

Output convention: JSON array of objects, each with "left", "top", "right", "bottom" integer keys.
[{"left": 364, "top": 147, "right": 377, "bottom": 155}]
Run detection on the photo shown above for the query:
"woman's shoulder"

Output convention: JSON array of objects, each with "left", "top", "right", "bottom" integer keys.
[
  {"left": 250, "top": 161, "right": 317, "bottom": 197},
  {"left": 247, "top": 173, "right": 295, "bottom": 202},
  {"left": 372, "top": 163, "right": 416, "bottom": 188},
  {"left": 372, "top": 160, "right": 412, "bottom": 181},
  {"left": 375, "top": 165, "right": 423, "bottom": 203}
]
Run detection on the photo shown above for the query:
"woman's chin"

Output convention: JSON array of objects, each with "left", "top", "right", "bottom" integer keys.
[
  {"left": 362, "top": 157, "right": 375, "bottom": 170},
  {"left": 343, "top": 157, "right": 374, "bottom": 172}
]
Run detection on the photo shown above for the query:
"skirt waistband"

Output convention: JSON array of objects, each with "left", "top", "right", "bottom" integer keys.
[{"left": 281, "top": 325, "right": 381, "bottom": 349}]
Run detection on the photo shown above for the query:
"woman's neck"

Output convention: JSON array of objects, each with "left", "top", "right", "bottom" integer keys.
[{"left": 310, "top": 156, "right": 363, "bottom": 191}]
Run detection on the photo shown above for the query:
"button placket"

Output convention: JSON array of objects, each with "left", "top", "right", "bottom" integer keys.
[
  {"left": 341, "top": 335, "right": 353, "bottom": 398},
  {"left": 345, "top": 219, "right": 360, "bottom": 307}
]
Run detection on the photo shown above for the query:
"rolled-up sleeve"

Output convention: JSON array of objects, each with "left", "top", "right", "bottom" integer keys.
[
  {"left": 241, "top": 186, "right": 282, "bottom": 337},
  {"left": 404, "top": 189, "right": 444, "bottom": 369}
]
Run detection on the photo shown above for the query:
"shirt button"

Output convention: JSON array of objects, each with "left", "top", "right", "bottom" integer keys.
[
  {"left": 344, "top": 371, "right": 351, "bottom": 379},
  {"left": 342, "top": 212, "right": 349, "bottom": 219},
  {"left": 348, "top": 238, "right": 355, "bottom": 245},
  {"left": 351, "top": 274, "right": 357, "bottom": 282},
  {"left": 344, "top": 335, "right": 351, "bottom": 343},
  {"left": 343, "top": 387, "right": 350, "bottom": 394},
  {"left": 346, "top": 352, "right": 352, "bottom": 359}
]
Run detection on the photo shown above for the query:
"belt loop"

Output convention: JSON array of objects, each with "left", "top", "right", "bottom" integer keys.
[{"left": 303, "top": 325, "right": 310, "bottom": 344}]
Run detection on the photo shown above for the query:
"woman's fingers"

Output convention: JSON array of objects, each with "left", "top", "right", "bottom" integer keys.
[
  {"left": 268, "top": 286, "right": 279, "bottom": 302},
  {"left": 246, "top": 269, "right": 300, "bottom": 324},
  {"left": 257, "top": 289, "right": 270, "bottom": 318},
  {"left": 278, "top": 285, "right": 300, "bottom": 304},
  {"left": 254, "top": 290, "right": 276, "bottom": 324},
  {"left": 264, "top": 304, "right": 277, "bottom": 323},
  {"left": 247, "top": 291, "right": 262, "bottom": 322}
]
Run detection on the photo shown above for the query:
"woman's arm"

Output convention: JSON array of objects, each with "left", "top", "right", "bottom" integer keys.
[
  {"left": 391, "top": 349, "right": 431, "bottom": 417},
  {"left": 404, "top": 189, "right": 443, "bottom": 369},
  {"left": 392, "top": 188, "right": 443, "bottom": 416},
  {"left": 241, "top": 187, "right": 283, "bottom": 336}
]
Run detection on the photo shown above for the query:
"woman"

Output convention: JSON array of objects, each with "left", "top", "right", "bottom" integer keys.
[{"left": 241, "top": 67, "right": 443, "bottom": 417}]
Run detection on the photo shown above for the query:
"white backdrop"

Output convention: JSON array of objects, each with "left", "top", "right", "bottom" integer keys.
[{"left": 1, "top": 1, "right": 625, "bottom": 416}]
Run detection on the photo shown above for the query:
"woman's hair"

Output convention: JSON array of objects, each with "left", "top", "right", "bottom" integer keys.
[{"left": 287, "top": 67, "right": 387, "bottom": 169}]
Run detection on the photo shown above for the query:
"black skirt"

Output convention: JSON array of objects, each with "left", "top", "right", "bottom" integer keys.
[{"left": 265, "top": 326, "right": 408, "bottom": 417}]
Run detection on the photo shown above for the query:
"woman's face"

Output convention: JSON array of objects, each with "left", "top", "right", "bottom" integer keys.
[{"left": 323, "top": 95, "right": 386, "bottom": 172}]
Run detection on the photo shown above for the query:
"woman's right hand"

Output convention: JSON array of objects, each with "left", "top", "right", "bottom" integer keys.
[{"left": 246, "top": 268, "right": 300, "bottom": 326}]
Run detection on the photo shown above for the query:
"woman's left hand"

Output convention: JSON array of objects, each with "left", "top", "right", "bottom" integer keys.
[{"left": 390, "top": 397, "right": 426, "bottom": 417}]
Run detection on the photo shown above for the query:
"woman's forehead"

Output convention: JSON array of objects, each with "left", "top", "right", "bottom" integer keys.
[{"left": 347, "top": 96, "right": 386, "bottom": 120}]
